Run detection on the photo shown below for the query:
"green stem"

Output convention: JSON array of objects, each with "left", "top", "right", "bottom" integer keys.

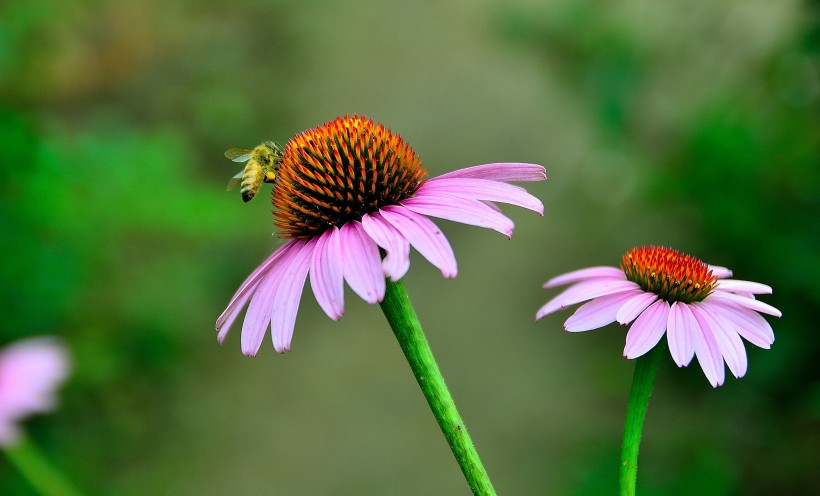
[
  {"left": 379, "top": 279, "right": 496, "bottom": 496},
  {"left": 619, "top": 345, "right": 663, "bottom": 496},
  {"left": 3, "top": 436, "right": 83, "bottom": 496}
]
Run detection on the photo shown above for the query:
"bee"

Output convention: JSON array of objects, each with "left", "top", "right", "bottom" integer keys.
[{"left": 224, "top": 141, "right": 282, "bottom": 203}]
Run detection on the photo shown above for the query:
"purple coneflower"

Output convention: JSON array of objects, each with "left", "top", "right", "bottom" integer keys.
[
  {"left": 537, "top": 245, "right": 780, "bottom": 387},
  {"left": 0, "top": 338, "right": 70, "bottom": 447},
  {"left": 216, "top": 115, "right": 546, "bottom": 355}
]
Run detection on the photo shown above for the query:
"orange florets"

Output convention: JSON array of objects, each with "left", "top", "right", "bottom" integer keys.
[
  {"left": 273, "top": 115, "right": 427, "bottom": 239},
  {"left": 621, "top": 246, "right": 717, "bottom": 303}
]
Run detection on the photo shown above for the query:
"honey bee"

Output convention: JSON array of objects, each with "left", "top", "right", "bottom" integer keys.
[{"left": 224, "top": 141, "right": 282, "bottom": 203}]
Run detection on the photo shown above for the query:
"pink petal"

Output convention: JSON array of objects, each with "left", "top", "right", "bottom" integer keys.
[
  {"left": 0, "top": 338, "right": 70, "bottom": 446},
  {"left": 240, "top": 240, "right": 306, "bottom": 356},
  {"left": 380, "top": 206, "right": 458, "bottom": 278},
  {"left": 481, "top": 200, "right": 502, "bottom": 213},
  {"left": 616, "top": 292, "right": 659, "bottom": 325},
  {"left": 689, "top": 305, "right": 726, "bottom": 387},
  {"left": 624, "top": 300, "right": 670, "bottom": 359},
  {"left": 418, "top": 178, "right": 543, "bottom": 214},
  {"left": 695, "top": 302, "right": 748, "bottom": 379},
  {"left": 542, "top": 266, "right": 625, "bottom": 289},
  {"left": 536, "top": 279, "right": 640, "bottom": 320},
  {"left": 666, "top": 302, "right": 697, "bottom": 367},
  {"left": 270, "top": 239, "right": 314, "bottom": 353},
  {"left": 433, "top": 163, "right": 547, "bottom": 182},
  {"left": 361, "top": 213, "right": 410, "bottom": 281},
  {"left": 215, "top": 240, "right": 294, "bottom": 334},
  {"left": 309, "top": 227, "right": 344, "bottom": 320},
  {"left": 340, "top": 222, "right": 386, "bottom": 304},
  {"left": 563, "top": 290, "right": 641, "bottom": 332},
  {"left": 715, "top": 279, "right": 772, "bottom": 294},
  {"left": 242, "top": 274, "right": 280, "bottom": 355},
  {"left": 708, "top": 291, "right": 782, "bottom": 317},
  {"left": 0, "top": 339, "right": 69, "bottom": 415},
  {"left": 402, "top": 194, "right": 515, "bottom": 238},
  {"left": 708, "top": 265, "right": 733, "bottom": 279},
  {"left": 706, "top": 303, "right": 774, "bottom": 349},
  {"left": 218, "top": 300, "right": 248, "bottom": 344}
]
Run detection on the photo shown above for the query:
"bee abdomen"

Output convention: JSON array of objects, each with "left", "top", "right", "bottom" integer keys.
[{"left": 240, "top": 163, "right": 265, "bottom": 203}]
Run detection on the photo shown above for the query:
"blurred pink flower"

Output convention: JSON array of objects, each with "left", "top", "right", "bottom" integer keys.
[
  {"left": 536, "top": 246, "right": 781, "bottom": 387},
  {"left": 0, "top": 338, "right": 70, "bottom": 446},
  {"left": 216, "top": 115, "right": 546, "bottom": 355}
]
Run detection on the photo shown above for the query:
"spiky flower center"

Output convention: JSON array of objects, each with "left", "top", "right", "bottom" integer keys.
[
  {"left": 621, "top": 246, "right": 716, "bottom": 303},
  {"left": 272, "top": 115, "right": 427, "bottom": 239}
]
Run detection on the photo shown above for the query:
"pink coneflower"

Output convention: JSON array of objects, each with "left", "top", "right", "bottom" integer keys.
[
  {"left": 217, "top": 115, "right": 546, "bottom": 355},
  {"left": 0, "top": 338, "right": 70, "bottom": 446},
  {"left": 536, "top": 246, "right": 780, "bottom": 387}
]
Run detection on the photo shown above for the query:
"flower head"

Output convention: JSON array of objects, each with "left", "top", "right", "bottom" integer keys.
[
  {"left": 536, "top": 246, "right": 780, "bottom": 387},
  {"left": 0, "top": 337, "right": 70, "bottom": 446},
  {"left": 217, "top": 115, "right": 546, "bottom": 355}
]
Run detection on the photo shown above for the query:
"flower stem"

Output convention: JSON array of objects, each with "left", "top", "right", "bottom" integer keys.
[
  {"left": 3, "top": 436, "right": 83, "bottom": 496},
  {"left": 379, "top": 279, "right": 496, "bottom": 496},
  {"left": 619, "top": 345, "right": 663, "bottom": 496}
]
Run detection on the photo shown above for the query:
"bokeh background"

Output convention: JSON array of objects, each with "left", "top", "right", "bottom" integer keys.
[{"left": 1, "top": 0, "right": 818, "bottom": 494}]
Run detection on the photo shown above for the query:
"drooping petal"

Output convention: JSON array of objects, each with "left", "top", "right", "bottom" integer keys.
[
  {"left": 433, "top": 163, "right": 547, "bottom": 182},
  {"left": 563, "top": 290, "right": 641, "bottom": 332},
  {"left": 696, "top": 302, "right": 748, "bottom": 379},
  {"left": 624, "top": 300, "right": 670, "bottom": 359},
  {"left": 218, "top": 300, "right": 249, "bottom": 344},
  {"left": 666, "top": 302, "right": 697, "bottom": 367},
  {"left": 715, "top": 280, "right": 773, "bottom": 294},
  {"left": 708, "top": 291, "right": 782, "bottom": 317},
  {"left": 419, "top": 178, "right": 544, "bottom": 214},
  {"left": 270, "top": 239, "right": 314, "bottom": 353},
  {"left": 240, "top": 240, "right": 305, "bottom": 356},
  {"left": 706, "top": 303, "right": 775, "bottom": 349},
  {"left": 309, "top": 227, "right": 344, "bottom": 320},
  {"left": 536, "top": 279, "right": 640, "bottom": 320},
  {"left": 616, "top": 292, "right": 659, "bottom": 325},
  {"left": 542, "top": 267, "right": 625, "bottom": 289},
  {"left": 401, "top": 194, "right": 515, "bottom": 237},
  {"left": 689, "top": 305, "right": 726, "bottom": 387},
  {"left": 708, "top": 265, "right": 733, "bottom": 279},
  {"left": 215, "top": 240, "right": 294, "bottom": 334},
  {"left": 361, "top": 212, "right": 410, "bottom": 281},
  {"left": 380, "top": 206, "right": 458, "bottom": 278},
  {"left": 340, "top": 222, "right": 386, "bottom": 304},
  {"left": 241, "top": 275, "right": 279, "bottom": 356}
]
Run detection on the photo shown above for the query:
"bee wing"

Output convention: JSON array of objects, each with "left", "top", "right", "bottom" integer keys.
[
  {"left": 224, "top": 147, "right": 253, "bottom": 162},
  {"left": 226, "top": 172, "right": 244, "bottom": 191}
]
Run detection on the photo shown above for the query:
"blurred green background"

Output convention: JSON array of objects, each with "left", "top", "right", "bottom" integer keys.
[{"left": 1, "top": 0, "right": 818, "bottom": 494}]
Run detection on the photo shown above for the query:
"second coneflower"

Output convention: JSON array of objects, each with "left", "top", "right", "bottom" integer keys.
[
  {"left": 536, "top": 245, "right": 780, "bottom": 387},
  {"left": 537, "top": 246, "right": 780, "bottom": 496},
  {"left": 216, "top": 114, "right": 546, "bottom": 495}
]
